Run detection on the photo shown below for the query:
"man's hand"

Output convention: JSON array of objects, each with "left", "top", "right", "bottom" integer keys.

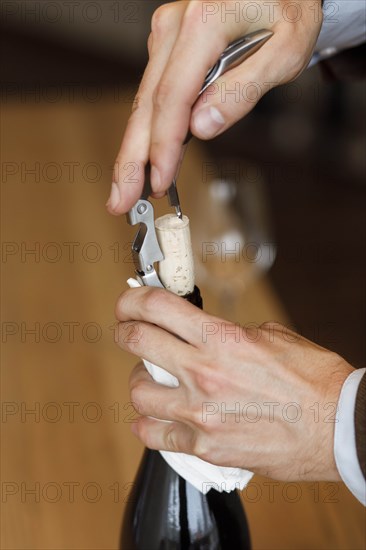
[
  {"left": 115, "top": 287, "right": 353, "bottom": 482},
  {"left": 107, "top": 0, "right": 323, "bottom": 215}
]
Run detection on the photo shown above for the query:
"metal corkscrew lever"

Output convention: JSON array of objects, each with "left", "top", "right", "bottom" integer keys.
[{"left": 127, "top": 29, "right": 273, "bottom": 288}]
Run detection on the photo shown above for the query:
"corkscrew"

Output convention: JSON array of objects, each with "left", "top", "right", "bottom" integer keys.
[{"left": 127, "top": 29, "right": 273, "bottom": 288}]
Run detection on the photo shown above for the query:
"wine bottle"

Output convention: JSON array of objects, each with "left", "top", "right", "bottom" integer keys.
[{"left": 120, "top": 216, "right": 251, "bottom": 550}]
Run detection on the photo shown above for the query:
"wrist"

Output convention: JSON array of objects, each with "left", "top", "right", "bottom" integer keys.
[{"left": 315, "top": 355, "right": 354, "bottom": 481}]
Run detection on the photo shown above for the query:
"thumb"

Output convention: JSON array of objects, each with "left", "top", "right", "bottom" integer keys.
[{"left": 190, "top": 35, "right": 299, "bottom": 140}]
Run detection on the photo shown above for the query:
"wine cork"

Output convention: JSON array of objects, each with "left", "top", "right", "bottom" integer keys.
[{"left": 155, "top": 214, "right": 195, "bottom": 296}]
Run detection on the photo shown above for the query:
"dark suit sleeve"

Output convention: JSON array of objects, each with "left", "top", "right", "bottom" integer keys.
[{"left": 355, "top": 373, "right": 366, "bottom": 479}]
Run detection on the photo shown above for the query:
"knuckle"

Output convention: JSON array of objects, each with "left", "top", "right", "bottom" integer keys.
[
  {"left": 184, "top": 403, "right": 204, "bottom": 427},
  {"left": 166, "top": 399, "right": 184, "bottom": 421},
  {"left": 152, "top": 80, "right": 172, "bottom": 111},
  {"left": 129, "top": 381, "right": 142, "bottom": 404},
  {"left": 136, "top": 419, "right": 150, "bottom": 446},
  {"left": 130, "top": 399, "right": 143, "bottom": 417},
  {"left": 129, "top": 362, "right": 144, "bottom": 384},
  {"left": 193, "top": 365, "right": 222, "bottom": 397},
  {"left": 192, "top": 435, "right": 211, "bottom": 463},
  {"left": 115, "top": 290, "right": 130, "bottom": 319},
  {"left": 153, "top": 79, "right": 191, "bottom": 119},
  {"left": 151, "top": 4, "right": 175, "bottom": 37},
  {"left": 181, "top": 1, "right": 207, "bottom": 30},
  {"left": 164, "top": 424, "right": 179, "bottom": 452},
  {"left": 118, "top": 321, "right": 143, "bottom": 353},
  {"left": 142, "top": 287, "right": 167, "bottom": 315}
]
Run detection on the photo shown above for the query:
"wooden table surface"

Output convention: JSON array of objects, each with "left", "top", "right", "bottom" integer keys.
[{"left": 1, "top": 96, "right": 365, "bottom": 549}]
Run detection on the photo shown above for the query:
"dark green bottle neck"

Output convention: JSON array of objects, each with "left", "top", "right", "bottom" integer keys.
[{"left": 183, "top": 285, "right": 203, "bottom": 310}]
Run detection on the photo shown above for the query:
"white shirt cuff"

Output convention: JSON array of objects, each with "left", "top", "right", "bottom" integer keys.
[
  {"left": 311, "top": 0, "right": 366, "bottom": 64},
  {"left": 334, "top": 368, "right": 366, "bottom": 506}
]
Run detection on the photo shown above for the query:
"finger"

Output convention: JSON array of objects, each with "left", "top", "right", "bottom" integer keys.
[
  {"left": 115, "top": 287, "right": 207, "bottom": 347},
  {"left": 149, "top": 2, "right": 240, "bottom": 193},
  {"left": 132, "top": 415, "right": 196, "bottom": 455},
  {"left": 129, "top": 362, "right": 185, "bottom": 421},
  {"left": 107, "top": 2, "right": 186, "bottom": 215},
  {"left": 190, "top": 30, "right": 304, "bottom": 139},
  {"left": 117, "top": 319, "right": 198, "bottom": 380},
  {"left": 151, "top": 191, "right": 166, "bottom": 199}
]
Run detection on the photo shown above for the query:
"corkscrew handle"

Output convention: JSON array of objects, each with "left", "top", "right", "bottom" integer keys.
[{"left": 183, "top": 28, "right": 273, "bottom": 145}]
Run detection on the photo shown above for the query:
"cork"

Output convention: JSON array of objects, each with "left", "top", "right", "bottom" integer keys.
[{"left": 155, "top": 214, "right": 195, "bottom": 296}]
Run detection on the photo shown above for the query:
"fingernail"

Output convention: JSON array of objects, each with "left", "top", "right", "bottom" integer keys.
[
  {"left": 151, "top": 165, "right": 162, "bottom": 191},
  {"left": 193, "top": 106, "right": 225, "bottom": 138},
  {"left": 107, "top": 182, "right": 121, "bottom": 211},
  {"left": 151, "top": 191, "right": 166, "bottom": 199}
]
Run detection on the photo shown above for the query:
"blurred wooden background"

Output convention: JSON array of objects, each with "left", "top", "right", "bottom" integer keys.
[{"left": 1, "top": 97, "right": 365, "bottom": 549}]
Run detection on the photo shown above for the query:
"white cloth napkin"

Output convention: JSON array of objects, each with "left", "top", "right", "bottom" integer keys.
[{"left": 127, "top": 278, "right": 254, "bottom": 494}]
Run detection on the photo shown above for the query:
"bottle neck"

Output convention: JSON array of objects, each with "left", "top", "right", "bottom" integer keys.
[{"left": 183, "top": 286, "right": 203, "bottom": 310}]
